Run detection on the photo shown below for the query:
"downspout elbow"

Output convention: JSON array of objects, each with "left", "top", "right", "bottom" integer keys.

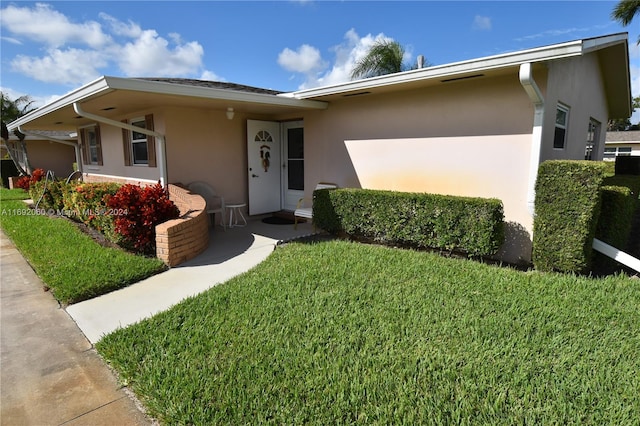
[{"left": 519, "top": 63, "right": 545, "bottom": 217}]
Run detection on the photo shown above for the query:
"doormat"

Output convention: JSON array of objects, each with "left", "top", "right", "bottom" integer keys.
[{"left": 262, "top": 216, "right": 296, "bottom": 225}]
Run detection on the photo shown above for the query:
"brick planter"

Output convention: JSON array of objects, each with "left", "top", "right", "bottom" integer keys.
[{"left": 155, "top": 184, "right": 210, "bottom": 267}]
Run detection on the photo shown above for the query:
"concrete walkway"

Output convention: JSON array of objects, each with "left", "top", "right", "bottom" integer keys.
[
  {"left": 0, "top": 229, "right": 152, "bottom": 425},
  {"left": 67, "top": 218, "right": 314, "bottom": 344}
]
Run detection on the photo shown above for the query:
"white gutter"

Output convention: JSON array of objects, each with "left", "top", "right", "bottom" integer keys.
[
  {"left": 73, "top": 102, "right": 168, "bottom": 187},
  {"left": 17, "top": 126, "right": 83, "bottom": 174},
  {"left": 289, "top": 39, "right": 584, "bottom": 99},
  {"left": 519, "top": 63, "right": 545, "bottom": 217}
]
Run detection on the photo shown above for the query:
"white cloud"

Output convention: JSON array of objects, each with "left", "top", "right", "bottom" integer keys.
[
  {"left": 0, "top": 3, "right": 211, "bottom": 87},
  {"left": 282, "top": 29, "right": 405, "bottom": 90},
  {"left": 11, "top": 48, "right": 107, "bottom": 85},
  {"left": 200, "top": 70, "right": 225, "bottom": 81},
  {"left": 118, "top": 29, "right": 204, "bottom": 76},
  {"left": 0, "top": 3, "right": 110, "bottom": 48},
  {"left": 277, "top": 44, "right": 325, "bottom": 73},
  {"left": 472, "top": 15, "right": 492, "bottom": 31}
]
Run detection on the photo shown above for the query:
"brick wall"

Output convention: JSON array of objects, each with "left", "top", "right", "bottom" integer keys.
[{"left": 155, "top": 184, "right": 210, "bottom": 267}]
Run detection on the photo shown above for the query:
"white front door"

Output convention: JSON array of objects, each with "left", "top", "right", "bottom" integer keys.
[
  {"left": 282, "top": 121, "right": 304, "bottom": 211},
  {"left": 247, "top": 120, "right": 281, "bottom": 215}
]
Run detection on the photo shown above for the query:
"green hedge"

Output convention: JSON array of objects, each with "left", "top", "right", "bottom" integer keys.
[
  {"left": 603, "top": 175, "right": 640, "bottom": 200},
  {"left": 29, "top": 180, "right": 73, "bottom": 211},
  {"left": 314, "top": 188, "right": 504, "bottom": 257},
  {"left": 533, "top": 160, "right": 607, "bottom": 273}
]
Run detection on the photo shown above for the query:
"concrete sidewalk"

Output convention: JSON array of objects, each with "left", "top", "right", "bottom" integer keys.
[
  {"left": 0, "top": 229, "right": 152, "bottom": 425},
  {"left": 67, "top": 218, "right": 314, "bottom": 344}
]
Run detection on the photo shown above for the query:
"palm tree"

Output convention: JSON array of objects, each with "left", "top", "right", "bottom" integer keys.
[
  {"left": 1, "top": 92, "right": 36, "bottom": 175},
  {"left": 612, "top": 0, "right": 640, "bottom": 44},
  {"left": 351, "top": 40, "right": 414, "bottom": 79}
]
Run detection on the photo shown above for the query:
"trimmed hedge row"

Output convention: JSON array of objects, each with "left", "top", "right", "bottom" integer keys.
[
  {"left": 533, "top": 161, "right": 608, "bottom": 274},
  {"left": 313, "top": 188, "right": 504, "bottom": 257}
]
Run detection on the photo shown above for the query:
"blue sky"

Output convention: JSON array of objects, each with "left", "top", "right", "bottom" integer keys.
[{"left": 1, "top": 1, "right": 638, "bottom": 121}]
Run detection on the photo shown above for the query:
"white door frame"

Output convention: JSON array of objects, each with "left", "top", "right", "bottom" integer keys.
[{"left": 281, "top": 120, "right": 304, "bottom": 212}]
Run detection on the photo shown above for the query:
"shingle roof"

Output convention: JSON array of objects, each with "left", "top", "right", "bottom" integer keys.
[
  {"left": 136, "top": 78, "right": 283, "bottom": 95},
  {"left": 606, "top": 131, "right": 640, "bottom": 143}
]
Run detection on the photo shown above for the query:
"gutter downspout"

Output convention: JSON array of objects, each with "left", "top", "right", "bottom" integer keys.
[
  {"left": 72, "top": 102, "right": 168, "bottom": 187},
  {"left": 519, "top": 63, "right": 545, "bottom": 217},
  {"left": 18, "top": 126, "right": 83, "bottom": 174}
]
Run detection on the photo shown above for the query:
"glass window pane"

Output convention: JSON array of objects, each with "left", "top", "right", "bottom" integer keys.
[
  {"left": 287, "top": 128, "right": 304, "bottom": 159},
  {"left": 133, "top": 141, "right": 148, "bottom": 164},
  {"left": 288, "top": 160, "right": 304, "bottom": 190},
  {"left": 131, "top": 120, "right": 146, "bottom": 141},
  {"left": 553, "top": 127, "right": 565, "bottom": 149},
  {"left": 619, "top": 147, "right": 632, "bottom": 153},
  {"left": 556, "top": 108, "right": 567, "bottom": 126}
]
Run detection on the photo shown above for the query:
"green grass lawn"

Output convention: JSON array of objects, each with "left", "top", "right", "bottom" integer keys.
[
  {"left": 97, "top": 240, "right": 640, "bottom": 425},
  {"left": 0, "top": 188, "right": 166, "bottom": 304}
]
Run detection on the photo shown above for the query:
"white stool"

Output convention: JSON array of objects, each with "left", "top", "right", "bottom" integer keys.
[{"left": 226, "top": 203, "right": 247, "bottom": 227}]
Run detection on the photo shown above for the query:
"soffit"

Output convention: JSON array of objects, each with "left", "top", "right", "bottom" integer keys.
[{"left": 12, "top": 77, "right": 327, "bottom": 132}]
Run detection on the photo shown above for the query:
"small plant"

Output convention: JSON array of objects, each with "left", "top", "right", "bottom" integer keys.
[
  {"left": 107, "top": 183, "right": 180, "bottom": 255},
  {"left": 15, "top": 168, "right": 45, "bottom": 191}
]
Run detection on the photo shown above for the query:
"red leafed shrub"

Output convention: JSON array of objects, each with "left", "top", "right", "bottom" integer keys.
[
  {"left": 106, "top": 183, "right": 180, "bottom": 255},
  {"left": 15, "top": 168, "right": 45, "bottom": 191}
]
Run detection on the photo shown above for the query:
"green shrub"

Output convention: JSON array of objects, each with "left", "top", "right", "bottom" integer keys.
[
  {"left": 603, "top": 175, "right": 640, "bottom": 200},
  {"left": 63, "top": 182, "right": 121, "bottom": 240},
  {"left": 29, "top": 179, "right": 73, "bottom": 212},
  {"left": 314, "top": 188, "right": 504, "bottom": 257},
  {"left": 533, "top": 160, "right": 607, "bottom": 273}
]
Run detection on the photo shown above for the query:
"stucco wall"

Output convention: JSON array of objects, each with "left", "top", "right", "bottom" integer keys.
[
  {"left": 27, "top": 140, "right": 75, "bottom": 178},
  {"left": 541, "top": 53, "right": 609, "bottom": 162},
  {"left": 162, "top": 106, "right": 249, "bottom": 210},
  {"left": 302, "top": 73, "right": 537, "bottom": 263}
]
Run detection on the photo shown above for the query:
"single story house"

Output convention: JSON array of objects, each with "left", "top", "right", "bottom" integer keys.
[
  {"left": 605, "top": 130, "right": 640, "bottom": 160},
  {"left": 8, "top": 32, "right": 631, "bottom": 264},
  {"left": 2, "top": 131, "right": 77, "bottom": 179}
]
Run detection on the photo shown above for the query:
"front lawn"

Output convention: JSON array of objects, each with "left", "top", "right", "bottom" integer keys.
[
  {"left": 97, "top": 240, "right": 640, "bottom": 424},
  {"left": 0, "top": 188, "right": 166, "bottom": 304}
]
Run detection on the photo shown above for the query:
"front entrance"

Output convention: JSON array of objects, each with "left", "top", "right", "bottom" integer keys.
[{"left": 247, "top": 120, "right": 304, "bottom": 215}]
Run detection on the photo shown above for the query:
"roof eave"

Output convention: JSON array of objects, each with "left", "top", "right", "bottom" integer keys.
[
  {"left": 289, "top": 40, "right": 585, "bottom": 99},
  {"left": 8, "top": 76, "right": 328, "bottom": 131},
  {"left": 7, "top": 76, "right": 113, "bottom": 131}
]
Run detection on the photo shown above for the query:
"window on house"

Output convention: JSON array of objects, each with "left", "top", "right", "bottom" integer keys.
[
  {"left": 122, "top": 115, "right": 156, "bottom": 167},
  {"left": 584, "top": 118, "right": 601, "bottom": 160},
  {"left": 80, "top": 125, "right": 102, "bottom": 165},
  {"left": 604, "top": 146, "right": 632, "bottom": 160},
  {"left": 130, "top": 118, "right": 148, "bottom": 165},
  {"left": 553, "top": 104, "right": 569, "bottom": 149}
]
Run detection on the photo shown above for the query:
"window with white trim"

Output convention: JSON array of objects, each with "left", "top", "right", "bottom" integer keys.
[
  {"left": 604, "top": 146, "right": 632, "bottom": 160},
  {"left": 130, "top": 117, "right": 148, "bottom": 165},
  {"left": 553, "top": 104, "right": 569, "bottom": 149},
  {"left": 80, "top": 125, "right": 102, "bottom": 165}
]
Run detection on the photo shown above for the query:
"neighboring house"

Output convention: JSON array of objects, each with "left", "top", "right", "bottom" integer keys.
[
  {"left": 3, "top": 131, "right": 78, "bottom": 178},
  {"left": 7, "top": 32, "right": 631, "bottom": 263},
  {"left": 605, "top": 131, "right": 640, "bottom": 160}
]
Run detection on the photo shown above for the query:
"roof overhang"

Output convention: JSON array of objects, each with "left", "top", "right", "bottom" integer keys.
[
  {"left": 287, "top": 33, "right": 631, "bottom": 117},
  {"left": 8, "top": 76, "right": 328, "bottom": 132}
]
